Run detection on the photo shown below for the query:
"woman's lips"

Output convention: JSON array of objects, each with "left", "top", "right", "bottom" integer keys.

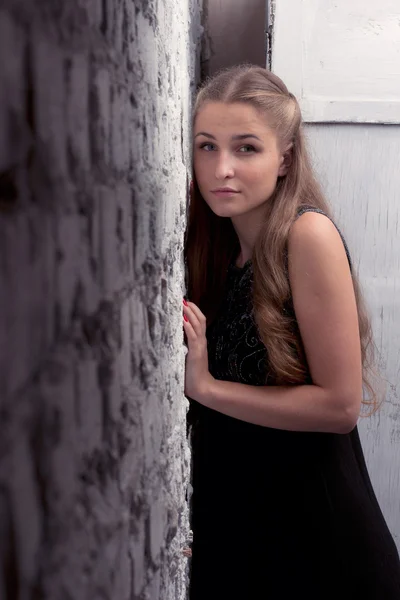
[{"left": 211, "top": 189, "right": 240, "bottom": 197}]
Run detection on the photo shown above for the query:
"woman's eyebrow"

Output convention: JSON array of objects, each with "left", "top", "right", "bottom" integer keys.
[
  {"left": 194, "top": 132, "right": 262, "bottom": 141},
  {"left": 232, "top": 134, "right": 262, "bottom": 141},
  {"left": 194, "top": 132, "right": 216, "bottom": 139}
]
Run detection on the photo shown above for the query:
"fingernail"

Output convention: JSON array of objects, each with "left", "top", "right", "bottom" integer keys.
[
  {"left": 183, "top": 299, "right": 188, "bottom": 306},
  {"left": 184, "top": 314, "right": 188, "bottom": 322}
]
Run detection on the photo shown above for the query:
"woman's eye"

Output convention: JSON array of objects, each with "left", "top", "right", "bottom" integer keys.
[
  {"left": 238, "top": 145, "right": 256, "bottom": 153},
  {"left": 200, "top": 143, "right": 216, "bottom": 151}
]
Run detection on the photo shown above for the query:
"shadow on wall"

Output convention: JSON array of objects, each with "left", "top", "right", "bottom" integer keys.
[{"left": 202, "top": 0, "right": 267, "bottom": 76}]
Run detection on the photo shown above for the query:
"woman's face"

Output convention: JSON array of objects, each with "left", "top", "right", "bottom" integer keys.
[{"left": 193, "top": 102, "right": 287, "bottom": 219}]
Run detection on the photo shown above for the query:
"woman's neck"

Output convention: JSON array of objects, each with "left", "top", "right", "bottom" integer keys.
[{"left": 231, "top": 208, "right": 266, "bottom": 267}]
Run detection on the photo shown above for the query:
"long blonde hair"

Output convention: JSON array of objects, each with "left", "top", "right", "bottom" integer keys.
[{"left": 185, "top": 65, "right": 378, "bottom": 412}]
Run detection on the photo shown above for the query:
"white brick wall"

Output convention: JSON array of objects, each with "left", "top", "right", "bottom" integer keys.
[{"left": 0, "top": 1, "right": 203, "bottom": 598}]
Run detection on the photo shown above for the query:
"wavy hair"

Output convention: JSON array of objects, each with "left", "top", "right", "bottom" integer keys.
[{"left": 185, "top": 65, "right": 378, "bottom": 412}]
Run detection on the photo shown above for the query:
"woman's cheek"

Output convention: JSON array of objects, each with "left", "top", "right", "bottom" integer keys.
[{"left": 194, "top": 158, "right": 207, "bottom": 182}]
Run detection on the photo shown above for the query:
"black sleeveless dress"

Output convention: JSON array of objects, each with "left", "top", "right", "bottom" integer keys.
[{"left": 189, "top": 210, "right": 400, "bottom": 599}]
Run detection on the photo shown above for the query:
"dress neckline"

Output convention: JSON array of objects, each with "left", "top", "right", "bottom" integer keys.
[{"left": 229, "top": 258, "right": 252, "bottom": 274}]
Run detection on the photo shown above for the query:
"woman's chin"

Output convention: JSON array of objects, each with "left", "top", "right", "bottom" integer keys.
[
  {"left": 211, "top": 208, "right": 236, "bottom": 218},
  {"left": 207, "top": 202, "right": 244, "bottom": 219}
]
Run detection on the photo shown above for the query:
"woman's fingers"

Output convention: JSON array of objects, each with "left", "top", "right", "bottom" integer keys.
[
  {"left": 186, "top": 301, "right": 206, "bottom": 327},
  {"left": 183, "top": 300, "right": 206, "bottom": 335},
  {"left": 183, "top": 314, "right": 197, "bottom": 342},
  {"left": 183, "top": 300, "right": 202, "bottom": 335}
]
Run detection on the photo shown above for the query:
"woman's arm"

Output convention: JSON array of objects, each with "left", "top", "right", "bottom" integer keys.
[{"left": 183, "top": 212, "right": 363, "bottom": 434}]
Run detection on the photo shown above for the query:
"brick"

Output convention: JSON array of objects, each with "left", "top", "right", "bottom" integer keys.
[
  {"left": 56, "top": 209, "right": 81, "bottom": 330},
  {"left": 99, "top": 184, "right": 133, "bottom": 296},
  {"left": 1, "top": 207, "right": 55, "bottom": 399},
  {"left": 108, "top": 356, "right": 123, "bottom": 421},
  {"left": 32, "top": 31, "right": 68, "bottom": 181},
  {"left": 131, "top": 515, "right": 146, "bottom": 597},
  {"left": 90, "top": 66, "right": 111, "bottom": 167},
  {"left": 149, "top": 496, "right": 166, "bottom": 564},
  {"left": 111, "top": 84, "right": 130, "bottom": 173},
  {"left": 9, "top": 435, "right": 42, "bottom": 592},
  {"left": 76, "top": 359, "right": 103, "bottom": 454},
  {"left": 113, "top": 523, "right": 132, "bottom": 600},
  {"left": 119, "top": 416, "right": 144, "bottom": 494},
  {"left": 0, "top": 10, "right": 26, "bottom": 171},
  {"left": 117, "top": 296, "right": 132, "bottom": 388},
  {"left": 86, "top": 0, "right": 104, "bottom": 30},
  {"left": 65, "top": 52, "right": 91, "bottom": 175},
  {"left": 148, "top": 568, "right": 162, "bottom": 600},
  {"left": 39, "top": 351, "right": 78, "bottom": 513}
]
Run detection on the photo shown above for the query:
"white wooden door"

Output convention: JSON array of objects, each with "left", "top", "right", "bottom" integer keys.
[
  {"left": 273, "top": 0, "right": 400, "bottom": 124},
  {"left": 272, "top": 0, "right": 400, "bottom": 549}
]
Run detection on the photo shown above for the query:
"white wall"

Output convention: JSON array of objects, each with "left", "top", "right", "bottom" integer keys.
[
  {"left": 272, "top": 0, "right": 400, "bottom": 123},
  {"left": 306, "top": 124, "right": 400, "bottom": 549}
]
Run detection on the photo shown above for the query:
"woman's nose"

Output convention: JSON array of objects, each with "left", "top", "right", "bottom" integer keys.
[{"left": 215, "top": 153, "right": 235, "bottom": 180}]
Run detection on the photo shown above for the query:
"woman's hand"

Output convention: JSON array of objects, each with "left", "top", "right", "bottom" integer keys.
[{"left": 182, "top": 299, "right": 215, "bottom": 403}]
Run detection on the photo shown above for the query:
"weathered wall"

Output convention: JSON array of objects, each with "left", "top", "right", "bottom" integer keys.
[
  {"left": 306, "top": 124, "right": 400, "bottom": 550},
  {"left": 0, "top": 1, "right": 202, "bottom": 599}
]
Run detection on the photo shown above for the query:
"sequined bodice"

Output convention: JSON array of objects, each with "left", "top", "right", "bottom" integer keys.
[{"left": 206, "top": 260, "right": 269, "bottom": 387}]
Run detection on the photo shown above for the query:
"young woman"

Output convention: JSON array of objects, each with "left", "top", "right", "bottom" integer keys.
[{"left": 183, "top": 65, "right": 400, "bottom": 599}]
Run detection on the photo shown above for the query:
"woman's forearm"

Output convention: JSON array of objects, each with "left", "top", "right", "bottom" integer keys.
[{"left": 200, "top": 378, "right": 360, "bottom": 434}]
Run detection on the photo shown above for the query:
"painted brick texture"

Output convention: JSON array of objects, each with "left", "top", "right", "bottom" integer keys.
[{"left": 0, "top": 1, "right": 202, "bottom": 599}]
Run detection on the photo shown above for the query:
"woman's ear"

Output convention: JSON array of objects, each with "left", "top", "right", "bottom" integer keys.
[{"left": 278, "top": 144, "right": 293, "bottom": 177}]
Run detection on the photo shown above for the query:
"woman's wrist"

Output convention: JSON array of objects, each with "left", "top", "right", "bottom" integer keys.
[{"left": 195, "top": 373, "right": 218, "bottom": 407}]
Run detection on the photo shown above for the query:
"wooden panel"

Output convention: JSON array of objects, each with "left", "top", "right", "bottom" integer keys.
[
  {"left": 306, "top": 124, "right": 400, "bottom": 549},
  {"left": 272, "top": 0, "right": 400, "bottom": 123}
]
